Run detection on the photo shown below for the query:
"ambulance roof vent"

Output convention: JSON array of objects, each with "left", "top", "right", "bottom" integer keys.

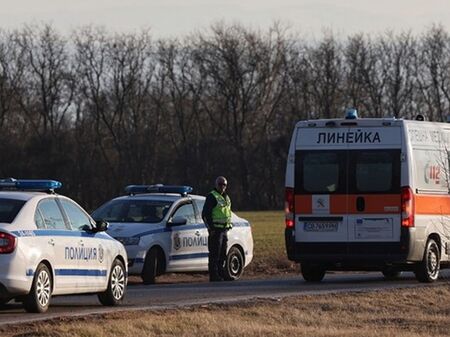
[
  {"left": 415, "top": 114, "right": 425, "bottom": 121},
  {"left": 345, "top": 108, "right": 358, "bottom": 119}
]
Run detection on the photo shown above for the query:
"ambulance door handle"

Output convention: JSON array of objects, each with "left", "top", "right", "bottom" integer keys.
[
  {"left": 356, "top": 197, "right": 365, "bottom": 212},
  {"left": 48, "top": 239, "right": 55, "bottom": 246}
]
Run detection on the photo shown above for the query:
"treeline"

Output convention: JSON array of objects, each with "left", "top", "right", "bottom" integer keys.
[{"left": 0, "top": 23, "right": 450, "bottom": 210}]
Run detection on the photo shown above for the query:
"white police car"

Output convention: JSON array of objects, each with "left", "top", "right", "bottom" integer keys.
[
  {"left": 92, "top": 185, "right": 254, "bottom": 284},
  {"left": 0, "top": 179, "right": 127, "bottom": 313}
]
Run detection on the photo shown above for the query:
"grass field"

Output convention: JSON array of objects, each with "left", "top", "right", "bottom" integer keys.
[{"left": 235, "top": 210, "right": 296, "bottom": 275}]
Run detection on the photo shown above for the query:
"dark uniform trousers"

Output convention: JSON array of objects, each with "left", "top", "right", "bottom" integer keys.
[{"left": 208, "top": 228, "right": 228, "bottom": 281}]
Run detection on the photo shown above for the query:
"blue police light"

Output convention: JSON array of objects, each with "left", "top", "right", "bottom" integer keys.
[
  {"left": 125, "top": 184, "right": 193, "bottom": 196},
  {"left": 345, "top": 108, "right": 358, "bottom": 119},
  {"left": 0, "top": 178, "right": 62, "bottom": 191}
]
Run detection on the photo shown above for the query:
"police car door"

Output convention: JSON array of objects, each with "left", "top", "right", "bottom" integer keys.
[
  {"left": 59, "top": 198, "right": 108, "bottom": 290},
  {"left": 168, "top": 201, "right": 208, "bottom": 270},
  {"left": 35, "top": 198, "right": 78, "bottom": 290}
]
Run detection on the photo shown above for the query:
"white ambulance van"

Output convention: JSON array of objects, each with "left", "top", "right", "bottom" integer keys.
[{"left": 285, "top": 109, "right": 450, "bottom": 283}]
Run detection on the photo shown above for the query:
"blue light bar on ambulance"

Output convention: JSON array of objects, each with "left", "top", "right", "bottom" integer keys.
[
  {"left": 0, "top": 178, "right": 62, "bottom": 191},
  {"left": 125, "top": 184, "right": 193, "bottom": 196},
  {"left": 345, "top": 108, "right": 358, "bottom": 119}
]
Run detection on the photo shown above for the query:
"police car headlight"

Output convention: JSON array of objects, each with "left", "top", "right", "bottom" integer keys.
[{"left": 114, "top": 237, "right": 140, "bottom": 246}]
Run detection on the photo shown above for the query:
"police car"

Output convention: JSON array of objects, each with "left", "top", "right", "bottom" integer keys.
[
  {"left": 0, "top": 178, "right": 127, "bottom": 313},
  {"left": 91, "top": 185, "right": 254, "bottom": 284}
]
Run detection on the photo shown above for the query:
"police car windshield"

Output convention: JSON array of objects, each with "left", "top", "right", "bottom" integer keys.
[
  {"left": 0, "top": 198, "right": 26, "bottom": 224},
  {"left": 92, "top": 200, "right": 172, "bottom": 224}
]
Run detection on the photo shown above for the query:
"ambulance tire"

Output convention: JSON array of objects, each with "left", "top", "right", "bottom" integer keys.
[
  {"left": 223, "top": 246, "right": 244, "bottom": 281},
  {"left": 23, "top": 263, "right": 52, "bottom": 313},
  {"left": 142, "top": 247, "right": 162, "bottom": 285},
  {"left": 414, "top": 238, "right": 440, "bottom": 283},
  {"left": 381, "top": 268, "right": 402, "bottom": 280},
  {"left": 301, "top": 263, "right": 325, "bottom": 282},
  {"left": 98, "top": 259, "right": 126, "bottom": 306}
]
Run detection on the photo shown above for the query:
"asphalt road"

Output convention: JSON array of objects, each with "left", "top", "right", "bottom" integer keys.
[{"left": 1, "top": 270, "right": 449, "bottom": 326}]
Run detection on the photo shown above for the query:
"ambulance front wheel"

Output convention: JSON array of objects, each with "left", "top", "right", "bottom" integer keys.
[
  {"left": 301, "top": 263, "right": 325, "bottom": 282},
  {"left": 414, "top": 238, "right": 440, "bottom": 283}
]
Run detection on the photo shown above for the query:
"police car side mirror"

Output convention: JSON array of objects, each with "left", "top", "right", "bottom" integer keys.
[
  {"left": 167, "top": 216, "right": 187, "bottom": 226},
  {"left": 94, "top": 219, "right": 109, "bottom": 232}
]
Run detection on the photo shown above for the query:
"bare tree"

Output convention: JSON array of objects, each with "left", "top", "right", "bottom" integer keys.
[
  {"left": 191, "top": 23, "right": 287, "bottom": 206},
  {"left": 13, "top": 24, "right": 75, "bottom": 139},
  {"left": 416, "top": 25, "right": 450, "bottom": 121},
  {"left": 381, "top": 31, "right": 417, "bottom": 119},
  {"left": 307, "top": 31, "right": 344, "bottom": 118}
]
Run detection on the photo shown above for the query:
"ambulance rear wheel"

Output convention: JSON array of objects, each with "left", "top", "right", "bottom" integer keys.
[
  {"left": 23, "top": 263, "right": 52, "bottom": 313},
  {"left": 414, "top": 238, "right": 440, "bottom": 283},
  {"left": 301, "top": 263, "right": 325, "bottom": 282}
]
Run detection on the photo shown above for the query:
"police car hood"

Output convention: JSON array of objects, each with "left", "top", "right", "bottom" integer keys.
[{"left": 106, "top": 221, "right": 165, "bottom": 237}]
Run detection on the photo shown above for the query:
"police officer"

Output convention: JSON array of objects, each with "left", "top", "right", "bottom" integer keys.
[{"left": 202, "top": 176, "right": 232, "bottom": 282}]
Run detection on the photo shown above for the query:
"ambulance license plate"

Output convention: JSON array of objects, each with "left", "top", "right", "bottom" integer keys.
[{"left": 304, "top": 222, "right": 338, "bottom": 232}]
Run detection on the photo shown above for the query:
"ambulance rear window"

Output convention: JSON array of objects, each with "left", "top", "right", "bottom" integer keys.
[
  {"left": 0, "top": 198, "right": 26, "bottom": 223},
  {"left": 353, "top": 151, "right": 400, "bottom": 193},
  {"left": 295, "top": 149, "right": 400, "bottom": 195},
  {"left": 297, "top": 151, "right": 345, "bottom": 194}
]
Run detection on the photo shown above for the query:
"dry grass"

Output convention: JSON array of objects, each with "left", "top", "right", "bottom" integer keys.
[
  {"left": 3, "top": 285, "right": 450, "bottom": 337},
  {"left": 236, "top": 210, "right": 296, "bottom": 275}
]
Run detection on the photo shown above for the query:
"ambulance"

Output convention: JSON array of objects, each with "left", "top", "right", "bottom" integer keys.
[{"left": 285, "top": 109, "right": 450, "bottom": 283}]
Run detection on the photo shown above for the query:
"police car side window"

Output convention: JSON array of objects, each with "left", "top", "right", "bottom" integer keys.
[
  {"left": 60, "top": 199, "right": 92, "bottom": 231},
  {"left": 193, "top": 200, "right": 205, "bottom": 222},
  {"left": 37, "top": 199, "right": 67, "bottom": 230},
  {"left": 34, "top": 209, "right": 46, "bottom": 229},
  {"left": 172, "top": 203, "right": 196, "bottom": 225}
]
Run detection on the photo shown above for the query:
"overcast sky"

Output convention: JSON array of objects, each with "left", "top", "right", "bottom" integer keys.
[{"left": 0, "top": 0, "right": 448, "bottom": 38}]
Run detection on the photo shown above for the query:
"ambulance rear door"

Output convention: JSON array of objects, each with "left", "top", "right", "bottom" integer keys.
[{"left": 294, "top": 123, "right": 403, "bottom": 252}]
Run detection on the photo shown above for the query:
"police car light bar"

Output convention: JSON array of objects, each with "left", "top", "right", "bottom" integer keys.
[
  {"left": 125, "top": 184, "right": 193, "bottom": 196},
  {"left": 0, "top": 178, "right": 62, "bottom": 192}
]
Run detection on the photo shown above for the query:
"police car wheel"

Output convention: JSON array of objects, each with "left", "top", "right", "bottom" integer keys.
[
  {"left": 24, "top": 263, "right": 52, "bottom": 313},
  {"left": 415, "top": 239, "right": 440, "bottom": 283},
  {"left": 301, "top": 263, "right": 325, "bottom": 282},
  {"left": 98, "top": 259, "right": 126, "bottom": 306},
  {"left": 142, "top": 248, "right": 161, "bottom": 285},
  {"left": 223, "top": 246, "right": 244, "bottom": 281}
]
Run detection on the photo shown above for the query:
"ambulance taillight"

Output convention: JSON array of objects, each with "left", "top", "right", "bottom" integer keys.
[
  {"left": 401, "top": 187, "right": 415, "bottom": 227},
  {"left": 285, "top": 187, "right": 294, "bottom": 228}
]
